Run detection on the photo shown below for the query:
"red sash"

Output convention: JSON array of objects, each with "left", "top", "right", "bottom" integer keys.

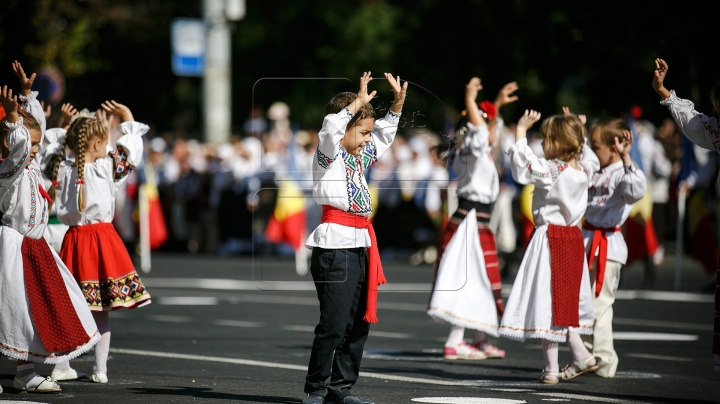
[
  {"left": 321, "top": 206, "right": 387, "bottom": 323},
  {"left": 583, "top": 222, "right": 621, "bottom": 298},
  {"left": 547, "top": 224, "right": 585, "bottom": 328}
]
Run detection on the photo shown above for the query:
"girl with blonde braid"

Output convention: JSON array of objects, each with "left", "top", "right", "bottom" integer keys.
[{"left": 48, "top": 101, "right": 151, "bottom": 384}]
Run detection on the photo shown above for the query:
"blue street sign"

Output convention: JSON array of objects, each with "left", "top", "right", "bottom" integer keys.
[{"left": 171, "top": 18, "right": 205, "bottom": 77}]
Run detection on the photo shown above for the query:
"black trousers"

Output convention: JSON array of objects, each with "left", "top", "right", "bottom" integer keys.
[{"left": 304, "top": 247, "right": 370, "bottom": 401}]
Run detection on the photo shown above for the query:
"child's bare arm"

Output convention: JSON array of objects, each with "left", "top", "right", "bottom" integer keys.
[
  {"left": 0, "top": 86, "right": 31, "bottom": 184},
  {"left": 0, "top": 86, "right": 19, "bottom": 123},
  {"left": 516, "top": 109, "right": 541, "bottom": 142},
  {"left": 465, "top": 77, "right": 484, "bottom": 127},
  {"left": 384, "top": 73, "right": 407, "bottom": 114},
  {"left": 652, "top": 58, "right": 671, "bottom": 100},
  {"left": 12, "top": 61, "right": 35, "bottom": 97},
  {"left": 347, "top": 72, "right": 377, "bottom": 116},
  {"left": 615, "top": 129, "right": 634, "bottom": 167},
  {"left": 494, "top": 82, "right": 519, "bottom": 112},
  {"left": 60, "top": 103, "right": 78, "bottom": 129},
  {"left": 101, "top": 100, "right": 134, "bottom": 122}
]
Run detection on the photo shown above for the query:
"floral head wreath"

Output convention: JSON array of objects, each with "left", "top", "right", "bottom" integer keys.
[
  {"left": 0, "top": 104, "right": 5, "bottom": 122},
  {"left": 69, "top": 108, "right": 96, "bottom": 125},
  {"left": 479, "top": 101, "right": 497, "bottom": 121}
]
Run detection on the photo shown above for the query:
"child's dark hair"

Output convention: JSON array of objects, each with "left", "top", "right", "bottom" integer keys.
[
  {"left": 0, "top": 108, "right": 41, "bottom": 143},
  {"left": 590, "top": 118, "right": 630, "bottom": 147},
  {"left": 48, "top": 116, "right": 108, "bottom": 211},
  {"left": 325, "top": 92, "right": 376, "bottom": 128}
]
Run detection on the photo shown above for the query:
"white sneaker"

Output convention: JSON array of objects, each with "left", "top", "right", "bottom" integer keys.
[
  {"left": 51, "top": 367, "right": 87, "bottom": 381},
  {"left": 91, "top": 371, "right": 108, "bottom": 384}
]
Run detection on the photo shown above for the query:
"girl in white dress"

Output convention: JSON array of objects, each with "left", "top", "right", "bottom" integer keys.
[
  {"left": 500, "top": 109, "right": 600, "bottom": 384},
  {"left": 46, "top": 101, "right": 151, "bottom": 384},
  {"left": 428, "top": 78, "right": 518, "bottom": 360},
  {"left": 0, "top": 64, "right": 99, "bottom": 394}
]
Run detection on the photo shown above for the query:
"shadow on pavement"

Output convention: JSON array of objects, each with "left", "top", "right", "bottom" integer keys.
[{"left": 128, "top": 386, "right": 298, "bottom": 403}]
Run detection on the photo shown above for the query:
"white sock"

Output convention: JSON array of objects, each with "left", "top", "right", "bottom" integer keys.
[
  {"left": 92, "top": 311, "right": 111, "bottom": 374},
  {"left": 472, "top": 330, "right": 486, "bottom": 345},
  {"left": 54, "top": 361, "right": 71, "bottom": 371},
  {"left": 16, "top": 363, "right": 45, "bottom": 388},
  {"left": 542, "top": 340, "right": 559, "bottom": 372},
  {"left": 445, "top": 325, "right": 465, "bottom": 347},
  {"left": 567, "top": 332, "right": 594, "bottom": 363}
]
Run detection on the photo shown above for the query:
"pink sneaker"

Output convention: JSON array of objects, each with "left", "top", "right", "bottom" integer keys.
[
  {"left": 472, "top": 339, "right": 506, "bottom": 359},
  {"left": 443, "top": 342, "right": 487, "bottom": 360}
]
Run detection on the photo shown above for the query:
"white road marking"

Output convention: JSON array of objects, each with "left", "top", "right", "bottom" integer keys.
[
  {"left": 109, "top": 347, "right": 543, "bottom": 387},
  {"left": 535, "top": 392, "right": 651, "bottom": 403},
  {"left": 615, "top": 290, "right": 713, "bottom": 303},
  {"left": 0, "top": 401, "right": 47, "bottom": 403},
  {"left": 158, "top": 296, "right": 219, "bottom": 305},
  {"left": 282, "top": 325, "right": 316, "bottom": 332},
  {"left": 612, "top": 332, "right": 698, "bottom": 341},
  {"left": 626, "top": 353, "right": 694, "bottom": 362},
  {"left": 485, "top": 389, "right": 535, "bottom": 393},
  {"left": 612, "top": 371, "right": 661, "bottom": 379},
  {"left": 212, "top": 320, "right": 264, "bottom": 328},
  {"left": 411, "top": 399, "right": 526, "bottom": 404},
  {"left": 541, "top": 400, "right": 571, "bottom": 402},
  {"left": 363, "top": 354, "right": 445, "bottom": 362},
  {"left": 613, "top": 317, "right": 712, "bottom": 331},
  {"left": 148, "top": 315, "right": 194, "bottom": 323}
]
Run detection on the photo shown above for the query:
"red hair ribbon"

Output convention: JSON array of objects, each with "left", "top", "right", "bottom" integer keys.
[
  {"left": 76, "top": 179, "right": 85, "bottom": 185},
  {"left": 0, "top": 104, "right": 5, "bottom": 121},
  {"left": 479, "top": 101, "right": 497, "bottom": 121},
  {"left": 51, "top": 180, "right": 59, "bottom": 187}
]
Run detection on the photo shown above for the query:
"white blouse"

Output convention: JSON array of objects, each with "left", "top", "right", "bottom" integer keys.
[
  {"left": 661, "top": 90, "right": 720, "bottom": 190},
  {"left": 453, "top": 122, "right": 499, "bottom": 204},
  {"left": 0, "top": 118, "right": 49, "bottom": 239},
  {"left": 305, "top": 107, "right": 400, "bottom": 249},
  {"left": 54, "top": 121, "right": 148, "bottom": 226},
  {"left": 508, "top": 138, "right": 600, "bottom": 227},
  {"left": 583, "top": 160, "right": 646, "bottom": 264}
]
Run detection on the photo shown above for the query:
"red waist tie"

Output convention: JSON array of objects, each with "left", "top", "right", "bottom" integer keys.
[
  {"left": 321, "top": 205, "right": 387, "bottom": 323},
  {"left": 583, "top": 222, "right": 621, "bottom": 298}
]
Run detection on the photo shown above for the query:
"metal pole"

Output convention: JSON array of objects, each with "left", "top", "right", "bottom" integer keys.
[
  {"left": 674, "top": 187, "right": 687, "bottom": 291},
  {"left": 203, "top": 0, "right": 231, "bottom": 144}
]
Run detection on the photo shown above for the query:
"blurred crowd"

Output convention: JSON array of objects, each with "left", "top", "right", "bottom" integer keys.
[{"left": 122, "top": 101, "right": 717, "bottom": 279}]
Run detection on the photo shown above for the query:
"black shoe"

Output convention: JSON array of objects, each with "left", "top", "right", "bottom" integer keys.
[
  {"left": 328, "top": 396, "right": 374, "bottom": 404},
  {"left": 302, "top": 394, "right": 324, "bottom": 404}
]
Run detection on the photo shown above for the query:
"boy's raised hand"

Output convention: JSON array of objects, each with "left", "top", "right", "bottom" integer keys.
[
  {"left": 12, "top": 61, "right": 36, "bottom": 97},
  {"left": 494, "top": 81, "right": 519, "bottom": 108},
  {"left": 0, "top": 85, "right": 19, "bottom": 123},
  {"left": 357, "top": 71, "right": 376, "bottom": 105},
  {"left": 615, "top": 129, "right": 634, "bottom": 165},
  {"left": 60, "top": 103, "right": 78, "bottom": 129},
  {"left": 653, "top": 58, "right": 671, "bottom": 99},
  {"left": 465, "top": 77, "right": 482, "bottom": 101},
  {"left": 385, "top": 73, "right": 407, "bottom": 114},
  {"left": 101, "top": 100, "right": 133, "bottom": 123}
]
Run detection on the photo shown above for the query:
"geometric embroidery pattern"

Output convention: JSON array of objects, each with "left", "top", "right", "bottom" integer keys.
[
  {"left": 110, "top": 147, "right": 134, "bottom": 182},
  {"left": 342, "top": 147, "right": 373, "bottom": 214},
  {"left": 0, "top": 124, "right": 30, "bottom": 180},
  {"left": 80, "top": 271, "right": 151, "bottom": 310},
  {"left": 317, "top": 149, "right": 334, "bottom": 169}
]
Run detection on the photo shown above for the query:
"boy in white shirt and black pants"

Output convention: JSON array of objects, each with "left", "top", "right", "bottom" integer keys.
[
  {"left": 583, "top": 118, "right": 646, "bottom": 378},
  {"left": 303, "top": 72, "right": 407, "bottom": 404}
]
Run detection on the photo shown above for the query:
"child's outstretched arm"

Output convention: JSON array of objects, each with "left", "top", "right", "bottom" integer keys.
[
  {"left": 465, "top": 77, "right": 485, "bottom": 127},
  {"left": 365, "top": 73, "right": 406, "bottom": 166},
  {"left": 59, "top": 103, "right": 78, "bottom": 129},
  {"left": 101, "top": 100, "right": 148, "bottom": 183},
  {"left": 0, "top": 86, "right": 31, "bottom": 185},
  {"left": 613, "top": 129, "right": 646, "bottom": 204},
  {"left": 515, "top": 109, "right": 541, "bottom": 142},
  {"left": 652, "top": 58, "right": 672, "bottom": 100},
  {"left": 508, "top": 109, "right": 552, "bottom": 185},
  {"left": 12, "top": 61, "right": 45, "bottom": 132},
  {"left": 494, "top": 82, "right": 519, "bottom": 113}
]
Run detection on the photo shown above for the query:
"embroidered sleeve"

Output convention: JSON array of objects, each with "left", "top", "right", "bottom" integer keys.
[
  {"left": 110, "top": 121, "right": 147, "bottom": 183},
  {"left": 661, "top": 90, "right": 720, "bottom": 152},
  {"left": 362, "top": 110, "right": 400, "bottom": 168},
  {"left": 18, "top": 91, "right": 46, "bottom": 134},
  {"left": 110, "top": 147, "right": 134, "bottom": 181},
  {"left": 507, "top": 138, "right": 553, "bottom": 185},
  {"left": 0, "top": 117, "right": 30, "bottom": 185},
  {"left": 616, "top": 163, "right": 647, "bottom": 204},
  {"left": 39, "top": 127, "right": 67, "bottom": 173},
  {"left": 316, "top": 108, "right": 354, "bottom": 170}
]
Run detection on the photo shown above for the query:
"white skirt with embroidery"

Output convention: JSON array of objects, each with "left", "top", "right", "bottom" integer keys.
[
  {"left": 499, "top": 224, "right": 594, "bottom": 342},
  {"left": 428, "top": 210, "right": 499, "bottom": 337}
]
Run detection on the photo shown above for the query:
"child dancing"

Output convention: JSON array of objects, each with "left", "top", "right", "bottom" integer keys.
[
  {"left": 48, "top": 101, "right": 151, "bottom": 384},
  {"left": 583, "top": 118, "right": 646, "bottom": 378},
  {"left": 0, "top": 62, "right": 99, "bottom": 393},
  {"left": 428, "top": 78, "right": 518, "bottom": 360},
  {"left": 303, "top": 72, "right": 406, "bottom": 404},
  {"left": 499, "top": 109, "right": 600, "bottom": 384},
  {"left": 652, "top": 58, "right": 720, "bottom": 371}
]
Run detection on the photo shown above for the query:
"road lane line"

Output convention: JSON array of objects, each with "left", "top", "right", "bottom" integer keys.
[
  {"left": 612, "top": 332, "right": 698, "bottom": 341},
  {"left": 282, "top": 325, "right": 413, "bottom": 339},
  {"left": 213, "top": 320, "right": 264, "bottom": 328},
  {"left": 148, "top": 315, "right": 194, "bottom": 323},
  {"left": 626, "top": 353, "right": 694, "bottom": 362},
  {"left": 534, "top": 392, "right": 653, "bottom": 403},
  {"left": 158, "top": 297, "right": 219, "bottom": 305},
  {"left": 109, "top": 348, "right": 543, "bottom": 387}
]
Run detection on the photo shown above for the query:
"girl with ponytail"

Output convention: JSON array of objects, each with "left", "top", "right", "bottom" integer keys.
[{"left": 49, "top": 100, "right": 152, "bottom": 385}]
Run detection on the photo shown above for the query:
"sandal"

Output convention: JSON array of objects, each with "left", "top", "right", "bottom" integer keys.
[
  {"left": 443, "top": 342, "right": 487, "bottom": 360},
  {"left": 540, "top": 369, "right": 560, "bottom": 384},
  {"left": 13, "top": 375, "right": 62, "bottom": 393},
  {"left": 560, "top": 356, "right": 599, "bottom": 380},
  {"left": 473, "top": 339, "right": 506, "bottom": 359}
]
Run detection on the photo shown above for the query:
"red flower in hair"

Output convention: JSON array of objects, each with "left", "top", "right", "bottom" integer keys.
[
  {"left": 479, "top": 101, "right": 497, "bottom": 121},
  {"left": 0, "top": 104, "right": 5, "bottom": 122},
  {"left": 630, "top": 105, "right": 643, "bottom": 120}
]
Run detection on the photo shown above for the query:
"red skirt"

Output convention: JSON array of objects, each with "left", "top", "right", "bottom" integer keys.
[{"left": 60, "top": 223, "right": 151, "bottom": 311}]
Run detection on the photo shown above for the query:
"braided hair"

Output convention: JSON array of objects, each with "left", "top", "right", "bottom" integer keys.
[{"left": 58, "top": 117, "right": 108, "bottom": 212}]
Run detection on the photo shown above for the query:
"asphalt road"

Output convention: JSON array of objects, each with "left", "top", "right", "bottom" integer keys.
[{"left": 1, "top": 253, "right": 718, "bottom": 404}]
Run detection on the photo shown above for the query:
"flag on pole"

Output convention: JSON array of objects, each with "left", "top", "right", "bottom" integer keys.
[{"left": 265, "top": 179, "right": 307, "bottom": 250}]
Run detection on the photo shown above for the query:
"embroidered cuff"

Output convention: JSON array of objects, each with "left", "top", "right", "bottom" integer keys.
[
  {"left": 385, "top": 109, "right": 401, "bottom": 123},
  {"left": 624, "top": 164, "right": 637, "bottom": 173},
  {"left": 340, "top": 107, "right": 354, "bottom": 120},
  {"left": 119, "top": 121, "right": 150, "bottom": 137},
  {"left": 659, "top": 90, "right": 681, "bottom": 106},
  {"left": 18, "top": 91, "right": 39, "bottom": 105},
  {"left": 3, "top": 116, "right": 23, "bottom": 130}
]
